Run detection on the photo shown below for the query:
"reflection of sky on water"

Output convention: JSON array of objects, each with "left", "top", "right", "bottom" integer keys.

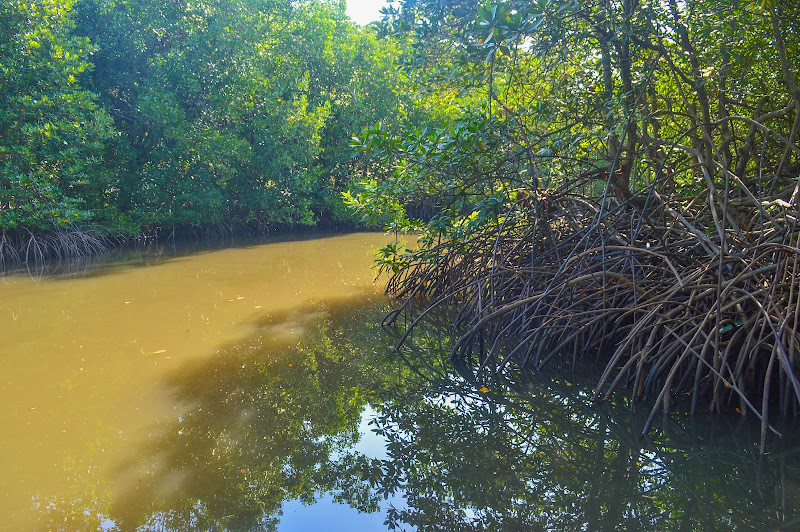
[
  {"left": 352, "top": 405, "right": 389, "bottom": 461},
  {"left": 279, "top": 406, "right": 409, "bottom": 531},
  {"left": 279, "top": 497, "right": 391, "bottom": 532}
]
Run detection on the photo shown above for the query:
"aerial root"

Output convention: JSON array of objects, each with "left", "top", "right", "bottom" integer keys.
[{"left": 384, "top": 180, "right": 800, "bottom": 449}]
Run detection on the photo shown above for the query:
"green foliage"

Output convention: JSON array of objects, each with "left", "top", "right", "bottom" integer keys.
[
  {"left": 348, "top": 107, "right": 525, "bottom": 246},
  {"left": 0, "top": 0, "right": 406, "bottom": 247},
  {"left": 348, "top": 0, "right": 800, "bottom": 263},
  {"left": 0, "top": 0, "right": 114, "bottom": 231},
  {"left": 375, "top": 241, "right": 415, "bottom": 274},
  {"left": 71, "top": 0, "right": 407, "bottom": 231}
]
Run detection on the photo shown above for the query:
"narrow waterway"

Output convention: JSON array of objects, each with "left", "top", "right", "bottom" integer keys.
[{"left": 1, "top": 232, "right": 798, "bottom": 530}]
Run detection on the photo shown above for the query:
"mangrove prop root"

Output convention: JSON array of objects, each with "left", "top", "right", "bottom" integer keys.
[{"left": 384, "top": 175, "right": 800, "bottom": 451}]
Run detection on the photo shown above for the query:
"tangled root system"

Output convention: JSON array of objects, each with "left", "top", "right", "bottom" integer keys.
[{"left": 384, "top": 169, "right": 800, "bottom": 449}]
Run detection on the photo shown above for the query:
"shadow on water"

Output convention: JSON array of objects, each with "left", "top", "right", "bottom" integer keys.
[
  {"left": 109, "top": 298, "right": 393, "bottom": 531},
  {"left": 33, "top": 300, "right": 800, "bottom": 531},
  {"left": 1, "top": 229, "right": 360, "bottom": 281}
]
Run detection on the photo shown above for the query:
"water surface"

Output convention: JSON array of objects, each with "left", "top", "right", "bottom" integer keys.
[
  {"left": 1, "top": 232, "right": 798, "bottom": 531},
  {"left": 0, "top": 233, "right": 390, "bottom": 529}
]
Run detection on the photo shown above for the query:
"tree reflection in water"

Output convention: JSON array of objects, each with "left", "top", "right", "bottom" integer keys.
[
  {"left": 35, "top": 300, "right": 800, "bottom": 530},
  {"left": 106, "top": 299, "right": 391, "bottom": 531}
]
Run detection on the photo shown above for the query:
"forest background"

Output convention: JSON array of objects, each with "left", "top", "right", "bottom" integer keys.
[{"left": 0, "top": 0, "right": 414, "bottom": 258}]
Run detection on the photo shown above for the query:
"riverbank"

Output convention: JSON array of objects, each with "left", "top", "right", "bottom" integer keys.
[{"left": 0, "top": 220, "right": 371, "bottom": 271}]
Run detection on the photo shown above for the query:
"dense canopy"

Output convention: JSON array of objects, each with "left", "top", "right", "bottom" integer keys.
[{"left": 0, "top": 0, "right": 407, "bottom": 260}]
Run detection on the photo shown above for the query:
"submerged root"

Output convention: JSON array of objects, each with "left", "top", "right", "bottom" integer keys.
[{"left": 384, "top": 179, "right": 800, "bottom": 449}]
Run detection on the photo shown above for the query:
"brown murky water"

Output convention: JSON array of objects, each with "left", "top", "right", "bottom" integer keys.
[
  {"left": 0, "top": 232, "right": 391, "bottom": 530},
  {"left": 3, "top": 232, "right": 798, "bottom": 531}
]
